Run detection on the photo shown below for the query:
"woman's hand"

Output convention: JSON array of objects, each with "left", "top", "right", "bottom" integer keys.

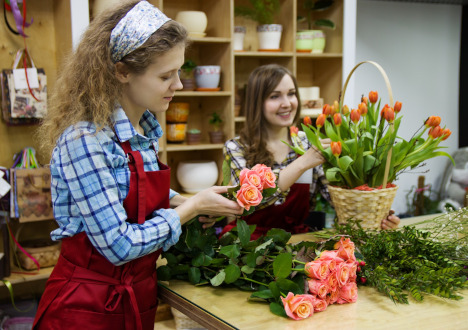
[{"left": 381, "top": 210, "right": 400, "bottom": 230}]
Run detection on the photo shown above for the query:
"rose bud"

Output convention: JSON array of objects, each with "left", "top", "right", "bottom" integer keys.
[
  {"left": 331, "top": 141, "right": 342, "bottom": 156},
  {"left": 358, "top": 102, "right": 368, "bottom": 116},
  {"left": 303, "top": 116, "right": 312, "bottom": 126},
  {"left": 394, "top": 101, "right": 402, "bottom": 113},
  {"left": 429, "top": 125, "right": 442, "bottom": 139},
  {"left": 316, "top": 114, "right": 326, "bottom": 128},
  {"left": 290, "top": 126, "right": 299, "bottom": 137},
  {"left": 441, "top": 128, "right": 452, "bottom": 140},
  {"left": 342, "top": 105, "right": 350, "bottom": 116},
  {"left": 383, "top": 107, "right": 395, "bottom": 123},
  {"left": 369, "top": 91, "right": 378, "bottom": 103},
  {"left": 350, "top": 108, "right": 361, "bottom": 123},
  {"left": 333, "top": 113, "right": 342, "bottom": 126},
  {"left": 425, "top": 116, "right": 441, "bottom": 127}
]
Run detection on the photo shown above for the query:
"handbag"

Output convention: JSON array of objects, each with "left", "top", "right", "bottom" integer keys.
[{"left": 1, "top": 49, "right": 47, "bottom": 125}]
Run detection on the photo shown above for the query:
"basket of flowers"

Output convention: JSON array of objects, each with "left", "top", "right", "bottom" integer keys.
[{"left": 290, "top": 61, "right": 453, "bottom": 229}]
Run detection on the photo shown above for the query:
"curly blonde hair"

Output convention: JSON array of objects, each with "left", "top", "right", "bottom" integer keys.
[{"left": 38, "top": 0, "right": 187, "bottom": 157}]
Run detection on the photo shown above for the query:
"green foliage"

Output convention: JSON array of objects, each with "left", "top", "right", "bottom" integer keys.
[
  {"left": 299, "top": 0, "right": 335, "bottom": 30},
  {"left": 234, "top": 0, "right": 281, "bottom": 25},
  {"left": 209, "top": 112, "right": 223, "bottom": 131}
]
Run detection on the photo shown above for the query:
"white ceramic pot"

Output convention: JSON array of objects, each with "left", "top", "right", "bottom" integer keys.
[
  {"left": 257, "top": 24, "right": 282, "bottom": 50},
  {"left": 176, "top": 160, "right": 219, "bottom": 193},
  {"left": 194, "top": 65, "right": 221, "bottom": 89},
  {"left": 175, "top": 11, "right": 207, "bottom": 35},
  {"left": 233, "top": 26, "right": 246, "bottom": 51}
]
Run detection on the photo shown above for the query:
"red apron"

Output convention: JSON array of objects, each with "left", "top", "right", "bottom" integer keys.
[
  {"left": 33, "top": 141, "right": 170, "bottom": 330},
  {"left": 220, "top": 183, "right": 310, "bottom": 240}
]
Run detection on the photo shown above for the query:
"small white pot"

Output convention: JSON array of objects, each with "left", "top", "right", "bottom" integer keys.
[
  {"left": 233, "top": 26, "right": 246, "bottom": 51},
  {"left": 257, "top": 24, "right": 282, "bottom": 50},
  {"left": 194, "top": 65, "right": 221, "bottom": 89},
  {"left": 175, "top": 11, "right": 208, "bottom": 35},
  {"left": 176, "top": 160, "right": 219, "bottom": 193}
]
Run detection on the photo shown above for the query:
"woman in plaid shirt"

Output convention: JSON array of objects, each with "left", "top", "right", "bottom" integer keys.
[{"left": 221, "top": 64, "right": 399, "bottom": 240}]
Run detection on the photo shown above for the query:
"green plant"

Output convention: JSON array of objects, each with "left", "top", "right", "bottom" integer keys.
[
  {"left": 187, "top": 128, "right": 201, "bottom": 134},
  {"left": 234, "top": 0, "right": 281, "bottom": 25},
  {"left": 209, "top": 112, "right": 223, "bottom": 131},
  {"left": 180, "top": 59, "right": 197, "bottom": 79},
  {"left": 298, "top": 0, "right": 336, "bottom": 30}
]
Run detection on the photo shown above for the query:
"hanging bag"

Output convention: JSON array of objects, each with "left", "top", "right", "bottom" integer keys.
[{"left": 1, "top": 48, "right": 47, "bottom": 125}]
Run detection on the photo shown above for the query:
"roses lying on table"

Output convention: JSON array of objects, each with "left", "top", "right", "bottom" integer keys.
[{"left": 224, "top": 163, "right": 277, "bottom": 215}]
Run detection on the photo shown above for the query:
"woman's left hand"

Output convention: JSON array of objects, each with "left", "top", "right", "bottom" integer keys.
[{"left": 381, "top": 210, "right": 400, "bottom": 230}]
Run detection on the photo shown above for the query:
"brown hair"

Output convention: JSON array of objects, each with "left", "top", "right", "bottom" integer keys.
[
  {"left": 239, "top": 64, "right": 301, "bottom": 167},
  {"left": 38, "top": 0, "right": 188, "bottom": 157}
]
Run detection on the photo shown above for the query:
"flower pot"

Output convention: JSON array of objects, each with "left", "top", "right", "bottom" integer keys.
[
  {"left": 310, "top": 30, "right": 326, "bottom": 54},
  {"left": 209, "top": 131, "right": 224, "bottom": 144},
  {"left": 181, "top": 77, "right": 196, "bottom": 91},
  {"left": 234, "top": 26, "right": 246, "bottom": 51},
  {"left": 167, "top": 123, "right": 187, "bottom": 143},
  {"left": 175, "top": 11, "right": 207, "bottom": 38},
  {"left": 166, "top": 102, "right": 189, "bottom": 123},
  {"left": 186, "top": 132, "right": 201, "bottom": 145},
  {"left": 176, "top": 160, "right": 218, "bottom": 193},
  {"left": 296, "top": 30, "right": 314, "bottom": 52},
  {"left": 257, "top": 24, "right": 282, "bottom": 51},
  {"left": 194, "top": 65, "right": 221, "bottom": 89},
  {"left": 327, "top": 185, "right": 398, "bottom": 230}
]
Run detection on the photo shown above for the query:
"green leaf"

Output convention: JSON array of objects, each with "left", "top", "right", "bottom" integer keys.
[
  {"left": 338, "top": 155, "right": 354, "bottom": 172},
  {"left": 237, "top": 219, "right": 251, "bottom": 247},
  {"left": 273, "top": 253, "right": 292, "bottom": 279},
  {"left": 277, "top": 278, "right": 303, "bottom": 295},
  {"left": 241, "top": 265, "right": 255, "bottom": 274},
  {"left": 222, "top": 159, "right": 231, "bottom": 186},
  {"left": 219, "top": 231, "right": 236, "bottom": 246},
  {"left": 265, "top": 228, "right": 291, "bottom": 247},
  {"left": 188, "top": 267, "right": 201, "bottom": 284},
  {"left": 210, "top": 270, "right": 226, "bottom": 286},
  {"left": 242, "top": 252, "right": 260, "bottom": 268},
  {"left": 219, "top": 244, "right": 241, "bottom": 259},
  {"left": 156, "top": 265, "right": 171, "bottom": 281},
  {"left": 255, "top": 238, "right": 273, "bottom": 253},
  {"left": 269, "top": 281, "right": 281, "bottom": 299},
  {"left": 225, "top": 264, "right": 241, "bottom": 284},
  {"left": 250, "top": 289, "right": 274, "bottom": 300},
  {"left": 314, "top": 18, "right": 335, "bottom": 29},
  {"left": 269, "top": 302, "right": 287, "bottom": 317},
  {"left": 324, "top": 120, "right": 340, "bottom": 141},
  {"left": 163, "top": 252, "right": 178, "bottom": 266}
]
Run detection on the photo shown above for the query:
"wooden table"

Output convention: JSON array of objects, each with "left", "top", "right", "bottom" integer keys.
[{"left": 158, "top": 215, "right": 468, "bottom": 329}]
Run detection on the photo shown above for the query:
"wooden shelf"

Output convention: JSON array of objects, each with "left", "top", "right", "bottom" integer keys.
[
  {"left": 234, "top": 117, "right": 246, "bottom": 122},
  {"left": 166, "top": 143, "right": 224, "bottom": 152},
  {"left": 189, "top": 37, "right": 231, "bottom": 43},
  {"left": 1, "top": 266, "right": 53, "bottom": 286},
  {"left": 295, "top": 52, "right": 343, "bottom": 58},
  {"left": 175, "top": 91, "right": 231, "bottom": 97},
  {"left": 234, "top": 51, "right": 295, "bottom": 57}
]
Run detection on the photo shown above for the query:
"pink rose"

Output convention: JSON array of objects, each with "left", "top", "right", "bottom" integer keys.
[
  {"left": 327, "top": 289, "right": 339, "bottom": 305},
  {"left": 336, "top": 282, "right": 358, "bottom": 304},
  {"left": 327, "top": 272, "right": 338, "bottom": 292},
  {"left": 308, "top": 279, "right": 329, "bottom": 299},
  {"left": 239, "top": 168, "right": 263, "bottom": 191},
  {"left": 319, "top": 250, "right": 338, "bottom": 260},
  {"left": 304, "top": 260, "right": 330, "bottom": 280},
  {"left": 236, "top": 183, "right": 262, "bottom": 211},
  {"left": 252, "top": 164, "right": 276, "bottom": 189},
  {"left": 347, "top": 261, "right": 358, "bottom": 282},
  {"left": 281, "top": 292, "right": 315, "bottom": 320},
  {"left": 334, "top": 262, "right": 350, "bottom": 287},
  {"left": 313, "top": 298, "right": 328, "bottom": 312},
  {"left": 334, "top": 237, "right": 356, "bottom": 261}
]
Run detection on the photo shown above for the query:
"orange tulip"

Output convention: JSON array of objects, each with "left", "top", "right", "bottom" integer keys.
[
  {"left": 429, "top": 125, "right": 442, "bottom": 139},
  {"left": 316, "top": 114, "right": 326, "bottom": 128},
  {"left": 342, "top": 105, "right": 350, "bottom": 116},
  {"left": 394, "top": 101, "right": 402, "bottom": 113},
  {"left": 361, "top": 96, "right": 369, "bottom": 105},
  {"left": 322, "top": 104, "right": 333, "bottom": 116},
  {"left": 358, "top": 102, "right": 368, "bottom": 116},
  {"left": 331, "top": 141, "right": 342, "bottom": 156},
  {"left": 290, "top": 126, "right": 299, "bottom": 137},
  {"left": 382, "top": 107, "right": 395, "bottom": 123},
  {"left": 333, "top": 113, "right": 342, "bottom": 126},
  {"left": 303, "top": 116, "right": 312, "bottom": 126},
  {"left": 369, "top": 91, "right": 378, "bottom": 104},
  {"left": 334, "top": 100, "right": 340, "bottom": 113},
  {"left": 441, "top": 128, "right": 452, "bottom": 140},
  {"left": 425, "top": 116, "right": 441, "bottom": 127},
  {"left": 350, "top": 109, "right": 361, "bottom": 123}
]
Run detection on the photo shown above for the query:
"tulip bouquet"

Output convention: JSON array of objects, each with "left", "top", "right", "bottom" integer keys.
[{"left": 290, "top": 90, "right": 453, "bottom": 190}]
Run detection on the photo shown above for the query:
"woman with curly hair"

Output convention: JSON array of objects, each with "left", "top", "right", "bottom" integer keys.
[{"left": 33, "top": 1, "right": 242, "bottom": 329}]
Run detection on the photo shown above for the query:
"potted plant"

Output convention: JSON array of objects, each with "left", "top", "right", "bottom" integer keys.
[
  {"left": 296, "top": 0, "right": 335, "bottom": 53},
  {"left": 208, "top": 112, "right": 224, "bottom": 144},
  {"left": 180, "top": 59, "right": 197, "bottom": 91},
  {"left": 288, "top": 61, "right": 454, "bottom": 229},
  {"left": 186, "top": 128, "right": 202, "bottom": 145},
  {"left": 234, "top": 0, "right": 282, "bottom": 51}
]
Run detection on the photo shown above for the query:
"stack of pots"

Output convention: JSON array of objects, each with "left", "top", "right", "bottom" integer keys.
[{"left": 166, "top": 103, "right": 189, "bottom": 143}]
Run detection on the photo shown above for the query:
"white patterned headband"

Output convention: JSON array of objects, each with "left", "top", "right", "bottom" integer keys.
[{"left": 109, "top": 1, "right": 171, "bottom": 63}]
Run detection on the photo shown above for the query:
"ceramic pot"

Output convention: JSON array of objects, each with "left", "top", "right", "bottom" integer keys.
[
  {"left": 175, "top": 11, "right": 207, "bottom": 37},
  {"left": 311, "top": 30, "right": 326, "bottom": 54},
  {"left": 194, "top": 66, "right": 221, "bottom": 89},
  {"left": 186, "top": 132, "right": 201, "bottom": 145},
  {"left": 296, "top": 30, "right": 314, "bottom": 52},
  {"left": 181, "top": 78, "right": 196, "bottom": 91},
  {"left": 257, "top": 24, "right": 282, "bottom": 50},
  {"left": 209, "top": 131, "right": 224, "bottom": 144},
  {"left": 167, "top": 123, "right": 187, "bottom": 143},
  {"left": 166, "top": 103, "right": 189, "bottom": 123},
  {"left": 233, "top": 26, "right": 246, "bottom": 51},
  {"left": 176, "top": 160, "right": 219, "bottom": 193}
]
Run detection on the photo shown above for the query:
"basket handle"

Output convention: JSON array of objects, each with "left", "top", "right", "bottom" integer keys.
[{"left": 338, "top": 61, "right": 394, "bottom": 188}]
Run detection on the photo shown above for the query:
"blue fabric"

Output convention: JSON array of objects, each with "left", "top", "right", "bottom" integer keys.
[{"left": 50, "top": 105, "right": 181, "bottom": 265}]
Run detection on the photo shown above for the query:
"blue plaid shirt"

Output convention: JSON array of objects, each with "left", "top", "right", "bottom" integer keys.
[{"left": 49, "top": 106, "right": 181, "bottom": 265}]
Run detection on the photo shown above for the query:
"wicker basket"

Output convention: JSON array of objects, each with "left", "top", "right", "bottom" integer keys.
[
  {"left": 328, "top": 185, "right": 398, "bottom": 230},
  {"left": 16, "top": 239, "right": 61, "bottom": 270}
]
